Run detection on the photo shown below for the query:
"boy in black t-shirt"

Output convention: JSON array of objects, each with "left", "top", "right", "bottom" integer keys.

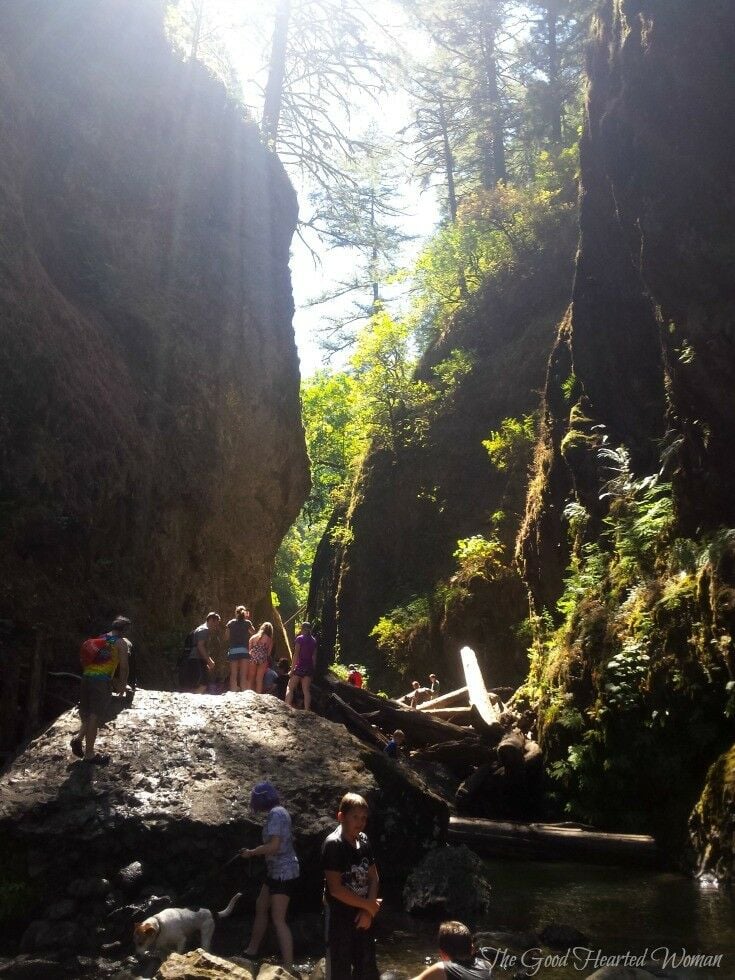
[{"left": 322, "top": 792, "right": 382, "bottom": 979}]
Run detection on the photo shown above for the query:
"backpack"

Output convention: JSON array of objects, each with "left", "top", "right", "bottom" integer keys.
[
  {"left": 176, "top": 631, "right": 196, "bottom": 669},
  {"left": 176, "top": 631, "right": 197, "bottom": 688},
  {"left": 80, "top": 633, "right": 113, "bottom": 669}
]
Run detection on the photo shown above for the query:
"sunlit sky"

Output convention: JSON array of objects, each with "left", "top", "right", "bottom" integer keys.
[{"left": 172, "top": 0, "right": 441, "bottom": 376}]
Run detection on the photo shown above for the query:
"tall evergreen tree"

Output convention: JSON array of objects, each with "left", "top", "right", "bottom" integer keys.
[
  {"left": 515, "top": 0, "right": 590, "bottom": 153},
  {"left": 305, "top": 139, "right": 414, "bottom": 352}
]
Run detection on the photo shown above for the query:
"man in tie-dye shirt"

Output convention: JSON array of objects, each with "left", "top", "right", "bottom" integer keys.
[{"left": 71, "top": 616, "right": 130, "bottom": 765}]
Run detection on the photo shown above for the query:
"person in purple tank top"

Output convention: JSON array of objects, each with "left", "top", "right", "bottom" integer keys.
[{"left": 285, "top": 622, "right": 317, "bottom": 711}]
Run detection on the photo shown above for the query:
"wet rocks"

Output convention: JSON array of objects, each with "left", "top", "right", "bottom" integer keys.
[
  {"left": 538, "top": 922, "right": 589, "bottom": 949},
  {"left": 154, "top": 950, "right": 256, "bottom": 978},
  {"left": 689, "top": 742, "right": 735, "bottom": 883}
]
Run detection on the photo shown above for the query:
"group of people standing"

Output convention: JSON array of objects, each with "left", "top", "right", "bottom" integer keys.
[{"left": 180, "top": 607, "right": 318, "bottom": 711}]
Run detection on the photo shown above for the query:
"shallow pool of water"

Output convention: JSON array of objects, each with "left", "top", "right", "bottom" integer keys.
[{"left": 376, "top": 859, "right": 734, "bottom": 979}]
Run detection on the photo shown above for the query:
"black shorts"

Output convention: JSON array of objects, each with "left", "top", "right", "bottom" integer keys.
[
  {"left": 79, "top": 677, "right": 112, "bottom": 721},
  {"left": 266, "top": 876, "right": 298, "bottom": 897},
  {"left": 326, "top": 909, "right": 379, "bottom": 980},
  {"left": 179, "top": 657, "right": 206, "bottom": 689}
]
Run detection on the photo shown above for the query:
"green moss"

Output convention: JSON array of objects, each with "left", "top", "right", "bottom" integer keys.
[{"left": 560, "top": 428, "right": 597, "bottom": 463}]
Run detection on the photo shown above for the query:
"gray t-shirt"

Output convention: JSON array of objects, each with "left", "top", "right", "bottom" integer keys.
[
  {"left": 188, "top": 623, "right": 209, "bottom": 660},
  {"left": 263, "top": 806, "right": 299, "bottom": 880}
]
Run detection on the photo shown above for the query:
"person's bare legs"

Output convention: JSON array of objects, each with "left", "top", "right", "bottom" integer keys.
[
  {"left": 238, "top": 659, "right": 250, "bottom": 691},
  {"left": 285, "top": 674, "right": 299, "bottom": 707},
  {"left": 229, "top": 660, "right": 239, "bottom": 692},
  {"left": 301, "top": 675, "right": 312, "bottom": 711},
  {"left": 244, "top": 883, "right": 270, "bottom": 957},
  {"left": 245, "top": 660, "right": 257, "bottom": 691},
  {"left": 84, "top": 714, "right": 100, "bottom": 759},
  {"left": 255, "top": 663, "right": 267, "bottom": 694},
  {"left": 270, "top": 892, "right": 293, "bottom": 969}
]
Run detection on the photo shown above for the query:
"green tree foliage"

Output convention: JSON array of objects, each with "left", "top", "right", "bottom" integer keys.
[
  {"left": 514, "top": 0, "right": 590, "bottom": 155},
  {"left": 300, "top": 370, "right": 364, "bottom": 518},
  {"left": 273, "top": 315, "right": 472, "bottom": 615},
  {"left": 351, "top": 309, "right": 473, "bottom": 458},
  {"left": 452, "top": 533, "right": 505, "bottom": 580},
  {"left": 165, "top": 0, "right": 243, "bottom": 96},
  {"left": 272, "top": 368, "right": 362, "bottom": 617},
  {"left": 370, "top": 595, "right": 433, "bottom": 673},
  {"left": 483, "top": 414, "right": 535, "bottom": 471},
  {"left": 401, "top": 0, "right": 513, "bottom": 190},
  {"left": 411, "top": 170, "right": 576, "bottom": 341}
]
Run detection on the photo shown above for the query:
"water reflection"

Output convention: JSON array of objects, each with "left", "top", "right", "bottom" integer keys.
[{"left": 378, "top": 859, "right": 734, "bottom": 978}]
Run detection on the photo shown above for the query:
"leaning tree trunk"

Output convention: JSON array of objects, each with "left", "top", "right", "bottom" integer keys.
[{"left": 546, "top": 0, "right": 563, "bottom": 147}]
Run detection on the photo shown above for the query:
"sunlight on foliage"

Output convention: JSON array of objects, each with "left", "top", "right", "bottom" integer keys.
[
  {"left": 370, "top": 596, "right": 432, "bottom": 672},
  {"left": 483, "top": 415, "right": 535, "bottom": 472},
  {"left": 411, "top": 180, "right": 576, "bottom": 340},
  {"left": 452, "top": 534, "right": 505, "bottom": 581}
]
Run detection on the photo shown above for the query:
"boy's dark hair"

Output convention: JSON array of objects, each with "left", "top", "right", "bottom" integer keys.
[
  {"left": 339, "top": 792, "right": 369, "bottom": 814},
  {"left": 278, "top": 658, "right": 290, "bottom": 670},
  {"left": 438, "top": 921, "right": 473, "bottom": 959}
]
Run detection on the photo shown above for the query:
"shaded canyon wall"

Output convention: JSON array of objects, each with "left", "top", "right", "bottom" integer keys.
[{"left": 0, "top": 0, "right": 309, "bottom": 746}]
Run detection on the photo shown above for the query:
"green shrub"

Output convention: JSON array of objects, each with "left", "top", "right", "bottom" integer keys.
[
  {"left": 452, "top": 534, "right": 505, "bottom": 581},
  {"left": 483, "top": 415, "right": 535, "bottom": 472},
  {"left": 370, "top": 596, "right": 432, "bottom": 672}
]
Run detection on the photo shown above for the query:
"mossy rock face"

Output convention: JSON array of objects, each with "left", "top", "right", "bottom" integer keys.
[{"left": 689, "top": 743, "right": 735, "bottom": 882}]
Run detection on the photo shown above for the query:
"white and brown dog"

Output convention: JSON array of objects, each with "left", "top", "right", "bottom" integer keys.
[{"left": 133, "top": 892, "right": 241, "bottom": 955}]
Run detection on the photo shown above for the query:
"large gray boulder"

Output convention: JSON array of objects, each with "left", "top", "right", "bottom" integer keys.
[
  {"left": 402, "top": 845, "right": 491, "bottom": 919},
  {"left": 0, "top": 691, "right": 447, "bottom": 957}
]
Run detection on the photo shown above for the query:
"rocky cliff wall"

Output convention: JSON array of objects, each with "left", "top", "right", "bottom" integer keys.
[
  {"left": 521, "top": 0, "right": 735, "bottom": 605},
  {"left": 518, "top": 0, "right": 735, "bottom": 864},
  {"left": 311, "top": 217, "right": 577, "bottom": 692},
  {"left": 0, "top": 0, "right": 309, "bottom": 743}
]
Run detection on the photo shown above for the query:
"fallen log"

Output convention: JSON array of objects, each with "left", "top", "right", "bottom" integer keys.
[
  {"left": 317, "top": 677, "right": 476, "bottom": 747},
  {"left": 523, "top": 739, "right": 543, "bottom": 776},
  {"left": 460, "top": 646, "right": 500, "bottom": 728},
  {"left": 448, "top": 816, "right": 659, "bottom": 867},
  {"left": 328, "top": 693, "right": 387, "bottom": 749},
  {"left": 497, "top": 729, "right": 526, "bottom": 774},
  {"left": 421, "top": 706, "right": 473, "bottom": 717},
  {"left": 416, "top": 686, "right": 468, "bottom": 710},
  {"left": 411, "top": 739, "right": 495, "bottom": 772}
]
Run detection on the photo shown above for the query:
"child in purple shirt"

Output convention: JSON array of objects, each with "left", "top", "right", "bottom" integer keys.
[{"left": 286, "top": 622, "right": 317, "bottom": 711}]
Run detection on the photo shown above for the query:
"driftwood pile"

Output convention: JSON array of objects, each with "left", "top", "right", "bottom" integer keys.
[{"left": 315, "top": 666, "right": 544, "bottom": 820}]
